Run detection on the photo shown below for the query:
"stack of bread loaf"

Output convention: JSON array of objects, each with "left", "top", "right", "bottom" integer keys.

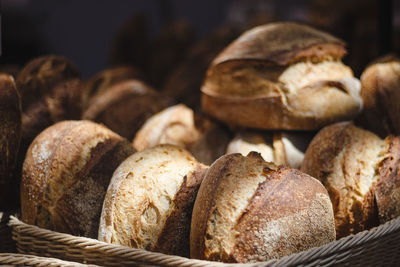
[{"left": 1, "top": 22, "right": 399, "bottom": 264}]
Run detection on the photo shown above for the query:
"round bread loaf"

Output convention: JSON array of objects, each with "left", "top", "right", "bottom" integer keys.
[
  {"left": 201, "top": 22, "right": 362, "bottom": 130},
  {"left": 0, "top": 74, "right": 21, "bottom": 209},
  {"left": 80, "top": 65, "right": 142, "bottom": 110},
  {"left": 82, "top": 80, "right": 172, "bottom": 139},
  {"left": 133, "top": 104, "right": 230, "bottom": 164},
  {"left": 98, "top": 144, "right": 208, "bottom": 257},
  {"left": 21, "top": 120, "right": 135, "bottom": 238},
  {"left": 226, "top": 131, "right": 313, "bottom": 168},
  {"left": 301, "top": 122, "right": 400, "bottom": 238},
  {"left": 358, "top": 55, "right": 400, "bottom": 137},
  {"left": 191, "top": 152, "right": 335, "bottom": 262}
]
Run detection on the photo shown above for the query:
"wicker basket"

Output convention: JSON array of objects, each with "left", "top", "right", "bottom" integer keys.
[
  {"left": 0, "top": 253, "right": 100, "bottom": 266},
  {"left": 9, "top": 215, "right": 400, "bottom": 267},
  {"left": 0, "top": 212, "right": 16, "bottom": 253}
]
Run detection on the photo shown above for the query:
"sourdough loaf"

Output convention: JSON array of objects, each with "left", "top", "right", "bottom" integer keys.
[
  {"left": 201, "top": 22, "right": 362, "bottom": 130},
  {"left": 20, "top": 120, "right": 135, "bottom": 238},
  {"left": 133, "top": 104, "right": 230, "bottom": 164},
  {"left": 82, "top": 80, "right": 171, "bottom": 139},
  {"left": 357, "top": 55, "right": 400, "bottom": 137},
  {"left": 191, "top": 152, "right": 335, "bottom": 262},
  {"left": 301, "top": 122, "right": 400, "bottom": 238},
  {"left": 98, "top": 144, "right": 207, "bottom": 257}
]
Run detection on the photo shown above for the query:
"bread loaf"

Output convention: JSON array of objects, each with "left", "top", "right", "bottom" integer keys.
[
  {"left": 0, "top": 74, "right": 21, "bottom": 209},
  {"left": 21, "top": 120, "right": 135, "bottom": 238},
  {"left": 358, "top": 55, "right": 400, "bottom": 137},
  {"left": 16, "top": 56, "right": 82, "bottom": 188},
  {"left": 301, "top": 122, "right": 400, "bottom": 238},
  {"left": 80, "top": 66, "right": 142, "bottom": 110},
  {"left": 201, "top": 22, "right": 362, "bottom": 130},
  {"left": 98, "top": 145, "right": 208, "bottom": 257},
  {"left": 191, "top": 152, "right": 335, "bottom": 262},
  {"left": 133, "top": 104, "right": 230, "bottom": 164},
  {"left": 82, "top": 80, "right": 172, "bottom": 139},
  {"left": 226, "top": 131, "right": 313, "bottom": 168}
]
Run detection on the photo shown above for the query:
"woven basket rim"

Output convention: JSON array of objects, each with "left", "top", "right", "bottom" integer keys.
[
  {"left": 0, "top": 253, "right": 101, "bottom": 266},
  {"left": 8, "top": 215, "right": 400, "bottom": 267}
]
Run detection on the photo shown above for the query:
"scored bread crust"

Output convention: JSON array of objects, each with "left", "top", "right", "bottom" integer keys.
[
  {"left": 0, "top": 74, "right": 21, "bottom": 208},
  {"left": 374, "top": 135, "right": 400, "bottom": 223},
  {"left": 358, "top": 56, "right": 400, "bottom": 137},
  {"left": 133, "top": 104, "right": 230, "bottom": 165},
  {"left": 190, "top": 152, "right": 335, "bottom": 262},
  {"left": 201, "top": 22, "right": 361, "bottom": 130},
  {"left": 98, "top": 144, "right": 208, "bottom": 257},
  {"left": 82, "top": 80, "right": 171, "bottom": 139},
  {"left": 300, "top": 122, "right": 388, "bottom": 238},
  {"left": 20, "top": 120, "right": 135, "bottom": 238}
]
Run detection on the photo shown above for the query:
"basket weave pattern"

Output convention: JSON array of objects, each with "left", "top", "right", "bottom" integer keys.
[
  {"left": 9, "top": 215, "right": 400, "bottom": 267},
  {"left": 0, "top": 253, "right": 100, "bottom": 266}
]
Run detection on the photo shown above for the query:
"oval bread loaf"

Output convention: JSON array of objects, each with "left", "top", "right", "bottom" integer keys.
[
  {"left": 191, "top": 152, "right": 335, "bottom": 262},
  {"left": 301, "top": 122, "right": 400, "bottom": 238},
  {"left": 98, "top": 144, "right": 208, "bottom": 257},
  {"left": 201, "top": 22, "right": 362, "bottom": 130},
  {"left": 21, "top": 120, "right": 135, "bottom": 238}
]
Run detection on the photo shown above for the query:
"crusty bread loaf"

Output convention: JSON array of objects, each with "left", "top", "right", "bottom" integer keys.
[
  {"left": 82, "top": 80, "right": 172, "bottom": 139},
  {"left": 21, "top": 120, "right": 135, "bottom": 238},
  {"left": 226, "top": 131, "right": 313, "bottom": 168},
  {"left": 301, "top": 122, "right": 400, "bottom": 238},
  {"left": 191, "top": 152, "right": 335, "bottom": 262},
  {"left": 201, "top": 22, "right": 362, "bottom": 130},
  {"left": 133, "top": 104, "right": 230, "bottom": 164},
  {"left": 98, "top": 144, "right": 208, "bottom": 257},
  {"left": 357, "top": 55, "right": 400, "bottom": 137},
  {"left": 80, "top": 66, "right": 142, "bottom": 110},
  {"left": 15, "top": 56, "right": 82, "bottom": 193},
  {"left": 0, "top": 74, "right": 21, "bottom": 209}
]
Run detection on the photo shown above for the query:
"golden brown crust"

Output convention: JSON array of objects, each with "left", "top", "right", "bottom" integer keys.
[
  {"left": 358, "top": 58, "right": 400, "bottom": 137},
  {"left": 212, "top": 22, "right": 346, "bottom": 67},
  {"left": 98, "top": 145, "right": 207, "bottom": 256},
  {"left": 0, "top": 74, "right": 21, "bottom": 209},
  {"left": 82, "top": 80, "right": 172, "bottom": 139},
  {"left": 20, "top": 120, "right": 135, "bottom": 238},
  {"left": 201, "top": 23, "right": 361, "bottom": 130},
  {"left": 133, "top": 104, "right": 230, "bottom": 165},
  {"left": 301, "top": 122, "right": 383, "bottom": 238},
  {"left": 191, "top": 152, "right": 335, "bottom": 262},
  {"left": 374, "top": 136, "right": 400, "bottom": 223},
  {"left": 154, "top": 165, "right": 208, "bottom": 257}
]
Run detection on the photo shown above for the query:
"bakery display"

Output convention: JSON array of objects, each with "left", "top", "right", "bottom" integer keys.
[
  {"left": 191, "top": 152, "right": 335, "bottom": 262},
  {"left": 82, "top": 79, "right": 172, "bottom": 140},
  {"left": 2, "top": 6, "right": 398, "bottom": 264},
  {"left": 226, "top": 130, "right": 313, "bottom": 168},
  {"left": 0, "top": 74, "right": 21, "bottom": 209},
  {"left": 357, "top": 55, "right": 400, "bottom": 137},
  {"left": 98, "top": 144, "right": 208, "bottom": 257},
  {"left": 201, "top": 22, "right": 362, "bottom": 130},
  {"left": 301, "top": 122, "right": 400, "bottom": 238},
  {"left": 20, "top": 120, "right": 135, "bottom": 238},
  {"left": 133, "top": 104, "right": 230, "bottom": 164}
]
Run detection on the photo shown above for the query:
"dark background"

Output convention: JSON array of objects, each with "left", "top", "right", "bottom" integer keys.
[{"left": 1, "top": 0, "right": 399, "bottom": 80}]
